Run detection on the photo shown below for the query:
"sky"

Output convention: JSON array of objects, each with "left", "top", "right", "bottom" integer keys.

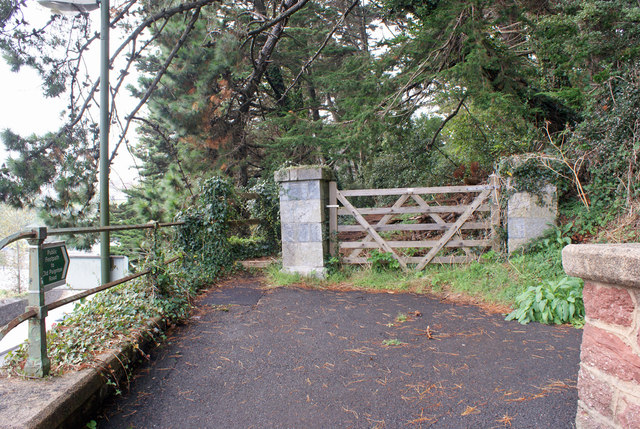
[{"left": 0, "top": 2, "right": 140, "bottom": 202}]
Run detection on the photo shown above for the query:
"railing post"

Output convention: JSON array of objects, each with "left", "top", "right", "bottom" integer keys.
[
  {"left": 24, "top": 227, "right": 50, "bottom": 377},
  {"left": 489, "top": 174, "right": 501, "bottom": 252}
]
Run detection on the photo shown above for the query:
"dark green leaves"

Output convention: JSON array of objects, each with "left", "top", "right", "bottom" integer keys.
[
  {"left": 505, "top": 276, "right": 584, "bottom": 326},
  {"left": 177, "top": 176, "right": 236, "bottom": 285}
]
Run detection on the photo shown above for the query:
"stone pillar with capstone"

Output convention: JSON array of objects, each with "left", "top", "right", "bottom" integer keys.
[
  {"left": 507, "top": 184, "right": 557, "bottom": 253},
  {"left": 275, "top": 166, "right": 333, "bottom": 278},
  {"left": 563, "top": 244, "right": 640, "bottom": 429}
]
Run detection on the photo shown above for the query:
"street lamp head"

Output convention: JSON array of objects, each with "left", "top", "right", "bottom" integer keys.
[{"left": 37, "top": 0, "right": 99, "bottom": 14}]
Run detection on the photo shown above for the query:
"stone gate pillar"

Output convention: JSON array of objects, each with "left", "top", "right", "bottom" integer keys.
[
  {"left": 507, "top": 184, "right": 557, "bottom": 252},
  {"left": 275, "top": 166, "right": 333, "bottom": 277}
]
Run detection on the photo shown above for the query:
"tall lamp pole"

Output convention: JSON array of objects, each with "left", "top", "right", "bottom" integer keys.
[
  {"left": 38, "top": 0, "right": 110, "bottom": 284},
  {"left": 99, "top": 0, "right": 111, "bottom": 285}
]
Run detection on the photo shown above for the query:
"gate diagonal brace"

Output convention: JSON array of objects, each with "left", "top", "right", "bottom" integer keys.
[
  {"left": 411, "top": 194, "right": 471, "bottom": 257},
  {"left": 336, "top": 192, "right": 408, "bottom": 270},
  {"left": 415, "top": 189, "right": 491, "bottom": 271},
  {"left": 349, "top": 193, "right": 411, "bottom": 259}
]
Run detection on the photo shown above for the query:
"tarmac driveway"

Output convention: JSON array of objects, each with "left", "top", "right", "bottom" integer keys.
[{"left": 97, "top": 276, "right": 582, "bottom": 428}]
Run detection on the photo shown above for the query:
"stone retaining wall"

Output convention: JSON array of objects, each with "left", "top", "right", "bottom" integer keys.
[{"left": 563, "top": 244, "right": 640, "bottom": 428}]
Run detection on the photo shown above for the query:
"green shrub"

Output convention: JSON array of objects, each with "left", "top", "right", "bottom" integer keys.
[
  {"left": 246, "top": 179, "right": 281, "bottom": 247},
  {"left": 177, "top": 177, "right": 235, "bottom": 286},
  {"left": 229, "top": 236, "right": 274, "bottom": 260},
  {"left": 368, "top": 250, "right": 401, "bottom": 272},
  {"left": 505, "top": 276, "right": 584, "bottom": 325}
]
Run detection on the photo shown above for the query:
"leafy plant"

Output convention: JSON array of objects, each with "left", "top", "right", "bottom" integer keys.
[
  {"left": 505, "top": 276, "right": 584, "bottom": 325},
  {"left": 531, "top": 223, "right": 573, "bottom": 251},
  {"left": 246, "top": 179, "right": 281, "bottom": 249},
  {"left": 395, "top": 312, "right": 408, "bottom": 323},
  {"left": 177, "top": 177, "right": 236, "bottom": 287},
  {"left": 382, "top": 339, "right": 406, "bottom": 346},
  {"left": 229, "top": 236, "right": 274, "bottom": 260},
  {"left": 480, "top": 249, "right": 499, "bottom": 262},
  {"left": 3, "top": 279, "right": 167, "bottom": 376},
  {"left": 368, "top": 250, "right": 401, "bottom": 272},
  {"left": 324, "top": 255, "right": 342, "bottom": 275}
]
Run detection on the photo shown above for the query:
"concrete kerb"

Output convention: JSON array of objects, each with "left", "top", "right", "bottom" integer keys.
[{"left": 0, "top": 316, "right": 165, "bottom": 429}]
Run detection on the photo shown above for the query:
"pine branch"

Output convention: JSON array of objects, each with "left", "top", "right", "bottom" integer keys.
[
  {"left": 427, "top": 95, "right": 466, "bottom": 152},
  {"left": 246, "top": 0, "right": 310, "bottom": 36},
  {"left": 240, "top": 0, "right": 299, "bottom": 113},
  {"left": 279, "top": 0, "right": 360, "bottom": 103},
  {"left": 131, "top": 116, "right": 195, "bottom": 197},
  {"left": 70, "top": 0, "right": 222, "bottom": 131},
  {"left": 461, "top": 101, "right": 489, "bottom": 146},
  {"left": 111, "top": 8, "right": 202, "bottom": 166},
  {"left": 383, "top": 8, "right": 468, "bottom": 113}
]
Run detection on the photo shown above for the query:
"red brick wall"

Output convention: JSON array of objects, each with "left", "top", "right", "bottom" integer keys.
[
  {"left": 563, "top": 244, "right": 640, "bottom": 429},
  {"left": 575, "top": 282, "right": 640, "bottom": 428}
]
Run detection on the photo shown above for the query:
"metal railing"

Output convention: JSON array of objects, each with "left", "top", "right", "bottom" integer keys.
[{"left": 0, "top": 221, "right": 185, "bottom": 377}]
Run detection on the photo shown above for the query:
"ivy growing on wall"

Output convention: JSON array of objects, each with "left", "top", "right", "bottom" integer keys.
[
  {"left": 245, "top": 179, "right": 281, "bottom": 253},
  {"left": 177, "top": 177, "right": 235, "bottom": 287},
  {"left": 176, "top": 176, "right": 281, "bottom": 286}
]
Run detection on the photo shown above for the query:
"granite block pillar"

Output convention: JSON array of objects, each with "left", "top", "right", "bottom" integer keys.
[
  {"left": 508, "top": 184, "right": 557, "bottom": 253},
  {"left": 275, "top": 166, "right": 333, "bottom": 277}
]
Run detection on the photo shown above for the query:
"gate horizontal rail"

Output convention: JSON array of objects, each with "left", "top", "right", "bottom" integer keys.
[
  {"left": 338, "top": 184, "right": 494, "bottom": 197},
  {"left": 329, "top": 175, "right": 501, "bottom": 270},
  {"left": 337, "top": 221, "right": 489, "bottom": 232},
  {"left": 336, "top": 205, "right": 491, "bottom": 216},
  {"left": 339, "top": 239, "right": 490, "bottom": 249},
  {"left": 343, "top": 255, "right": 473, "bottom": 264}
]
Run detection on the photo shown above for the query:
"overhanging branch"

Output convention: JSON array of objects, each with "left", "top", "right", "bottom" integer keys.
[
  {"left": 427, "top": 95, "right": 466, "bottom": 152},
  {"left": 110, "top": 7, "right": 202, "bottom": 165},
  {"left": 279, "top": 0, "right": 359, "bottom": 103},
  {"left": 246, "top": 0, "right": 310, "bottom": 36}
]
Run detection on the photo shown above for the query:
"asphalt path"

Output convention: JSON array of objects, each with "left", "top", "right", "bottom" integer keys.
[{"left": 96, "top": 276, "right": 582, "bottom": 428}]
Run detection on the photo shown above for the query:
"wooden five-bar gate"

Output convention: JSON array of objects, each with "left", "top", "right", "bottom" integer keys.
[{"left": 328, "top": 175, "right": 500, "bottom": 270}]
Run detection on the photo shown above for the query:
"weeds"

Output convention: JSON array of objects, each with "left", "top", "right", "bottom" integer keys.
[
  {"left": 368, "top": 250, "right": 401, "bottom": 272},
  {"left": 265, "top": 252, "right": 560, "bottom": 309},
  {"left": 0, "top": 289, "right": 26, "bottom": 299},
  {"left": 263, "top": 225, "right": 582, "bottom": 327},
  {"left": 395, "top": 312, "right": 408, "bottom": 323},
  {"left": 382, "top": 339, "right": 405, "bottom": 346},
  {"left": 505, "top": 276, "right": 584, "bottom": 325},
  {"left": 265, "top": 263, "right": 305, "bottom": 287}
]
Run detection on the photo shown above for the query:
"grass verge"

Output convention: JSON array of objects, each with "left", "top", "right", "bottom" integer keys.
[{"left": 265, "top": 246, "right": 567, "bottom": 314}]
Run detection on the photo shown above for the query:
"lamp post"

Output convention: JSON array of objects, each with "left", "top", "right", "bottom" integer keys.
[{"left": 37, "top": 0, "right": 111, "bottom": 284}]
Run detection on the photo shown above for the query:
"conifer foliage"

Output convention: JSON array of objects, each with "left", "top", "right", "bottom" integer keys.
[{"left": 0, "top": 0, "right": 638, "bottom": 239}]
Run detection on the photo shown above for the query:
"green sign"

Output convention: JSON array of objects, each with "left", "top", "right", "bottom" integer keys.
[{"left": 42, "top": 242, "right": 69, "bottom": 288}]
